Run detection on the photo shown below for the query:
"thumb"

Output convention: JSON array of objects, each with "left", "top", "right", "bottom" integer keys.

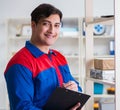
[{"left": 70, "top": 102, "right": 80, "bottom": 110}]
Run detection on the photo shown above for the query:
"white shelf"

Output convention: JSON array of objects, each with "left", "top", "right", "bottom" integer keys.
[
  {"left": 86, "top": 77, "right": 115, "bottom": 86},
  {"left": 83, "top": 35, "right": 114, "bottom": 39},
  {"left": 93, "top": 35, "right": 114, "bottom": 39},
  {"left": 94, "top": 94, "right": 114, "bottom": 98},
  {"left": 65, "top": 55, "right": 79, "bottom": 58},
  {"left": 94, "top": 55, "right": 114, "bottom": 58},
  {"left": 59, "top": 35, "right": 79, "bottom": 38},
  {"left": 9, "top": 36, "right": 30, "bottom": 40},
  {"left": 86, "top": 17, "right": 114, "bottom": 25}
]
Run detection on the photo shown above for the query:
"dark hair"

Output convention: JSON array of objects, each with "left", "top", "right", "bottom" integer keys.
[{"left": 31, "top": 3, "right": 63, "bottom": 24}]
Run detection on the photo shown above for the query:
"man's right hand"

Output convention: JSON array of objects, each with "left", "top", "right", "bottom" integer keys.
[{"left": 69, "top": 102, "right": 81, "bottom": 110}]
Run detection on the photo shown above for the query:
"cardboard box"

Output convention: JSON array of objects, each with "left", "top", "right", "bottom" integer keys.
[{"left": 94, "top": 58, "right": 114, "bottom": 70}]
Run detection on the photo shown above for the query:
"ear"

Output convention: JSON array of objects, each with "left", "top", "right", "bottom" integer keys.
[{"left": 31, "top": 21, "right": 36, "bottom": 29}]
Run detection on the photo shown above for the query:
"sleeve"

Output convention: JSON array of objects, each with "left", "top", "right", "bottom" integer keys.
[
  {"left": 4, "top": 64, "right": 42, "bottom": 110},
  {"left": 67, "top": 71, "right": 82, "bottom": 92},
  {"left": 59, "top": 62, "right": 82, "bottom": 92}
]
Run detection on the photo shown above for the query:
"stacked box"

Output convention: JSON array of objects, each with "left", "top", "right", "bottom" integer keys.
[
  {"left": 94, "top": 58, "right": 114, "bottom": 70},
  {"left": 90, "top": 69, "right": 115, "bottom": 82}
]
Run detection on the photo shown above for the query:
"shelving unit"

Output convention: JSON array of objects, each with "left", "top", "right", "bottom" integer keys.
[
  {"left": 86, "top": 78, "right": 115, "bottom": 86},
  {"left": 6, "top": 18, "right": 31, "bottom": 60},
  {"left": 85, "top": 20, "right": 115, "bottom": 110},
  {"left": 84, "top": 0, "right": 115, "bottom": 110}
]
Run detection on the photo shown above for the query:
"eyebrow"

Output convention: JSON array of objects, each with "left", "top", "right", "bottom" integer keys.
[{"left": 42, "top": 19, "right": 61, "bottom": 25}]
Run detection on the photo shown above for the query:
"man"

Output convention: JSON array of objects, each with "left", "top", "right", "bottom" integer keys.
[{"left": 4, "top": 3, "right": 82, "bottom": 110}]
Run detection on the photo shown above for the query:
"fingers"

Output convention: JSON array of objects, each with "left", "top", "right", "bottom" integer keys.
[
  {"left": 69, "top": 102, "right": 80, "bottom": 110},
  {"left": 62, "top": 81, "right": 78, "bottom": 91}
]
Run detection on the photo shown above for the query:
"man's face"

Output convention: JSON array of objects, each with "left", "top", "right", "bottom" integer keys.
[{"left": 32, "top": 14, "right": 61, "bottom": 46}]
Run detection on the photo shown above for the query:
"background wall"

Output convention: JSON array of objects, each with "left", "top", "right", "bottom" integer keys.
[{"left": 0, "top": 0, "right": 113, "bottom": 109}]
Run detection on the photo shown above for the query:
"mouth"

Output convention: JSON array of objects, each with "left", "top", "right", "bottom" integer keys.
[{"left": 45, "top": 33, "right": 55, "bottom": 38}]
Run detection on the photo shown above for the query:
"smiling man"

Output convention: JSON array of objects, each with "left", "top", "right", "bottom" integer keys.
[{"left": 4, "top": 3, "right": 82, "bottom": 110}]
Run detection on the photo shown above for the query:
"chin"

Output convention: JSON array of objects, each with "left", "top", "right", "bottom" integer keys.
[
  {"left": 46, "top": 42, "right": 54, "bottom": 46},
  {"left": 47, "top": 40, "right": 56, "bottom": 45}
]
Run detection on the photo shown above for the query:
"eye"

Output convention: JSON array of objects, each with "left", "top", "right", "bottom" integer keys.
[
  {"left": 42, "top": 22, "right": 50, "bottom": 26},
  {"left": 54, "top": 24, "right": 61, "bottom": 28}
]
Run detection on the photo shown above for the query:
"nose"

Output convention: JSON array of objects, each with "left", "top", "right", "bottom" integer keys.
[{"left": 48, "top": 24, "right": 55, "bottom": 33}]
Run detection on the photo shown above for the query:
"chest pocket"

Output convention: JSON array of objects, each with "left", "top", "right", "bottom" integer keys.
[{"left": 33, "top": 68, "right": 58, "bottom": 101}]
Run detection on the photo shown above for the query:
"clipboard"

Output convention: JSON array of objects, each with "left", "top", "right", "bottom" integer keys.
[{"left": 43, "top": 87, "right": 90, "bottom": 110}]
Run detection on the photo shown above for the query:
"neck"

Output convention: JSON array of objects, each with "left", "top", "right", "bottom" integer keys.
[{"left": 30, "top": 39, "right": 50, "bottom": 54}]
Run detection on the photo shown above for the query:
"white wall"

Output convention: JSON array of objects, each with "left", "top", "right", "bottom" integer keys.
[
  {"left": 0, "top": 0, "right": 113, "bottom": 109},
  {"left": 93, "top": 0, "right": 114, "bottom": 16}
]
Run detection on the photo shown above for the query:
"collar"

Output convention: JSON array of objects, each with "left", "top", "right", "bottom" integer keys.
[{"left": 25, "top": 41, "right": 56, "bottom": 58}]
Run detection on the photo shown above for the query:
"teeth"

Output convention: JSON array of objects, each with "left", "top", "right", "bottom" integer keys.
[
  {"left": 47, "top": 35, "right": 53, "bottom": 38},
  {"left": 45, "top": 33, "right": 54, "bottom": 38}
]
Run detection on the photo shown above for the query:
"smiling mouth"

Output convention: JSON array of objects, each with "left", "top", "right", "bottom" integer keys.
[{"left": 45, "top": 33, "right": 55, "bottom": 38}]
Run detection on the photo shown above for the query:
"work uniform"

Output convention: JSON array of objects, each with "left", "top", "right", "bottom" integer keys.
[{"left": 4, "top": 41, "right": 82, "bottom": 110}]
